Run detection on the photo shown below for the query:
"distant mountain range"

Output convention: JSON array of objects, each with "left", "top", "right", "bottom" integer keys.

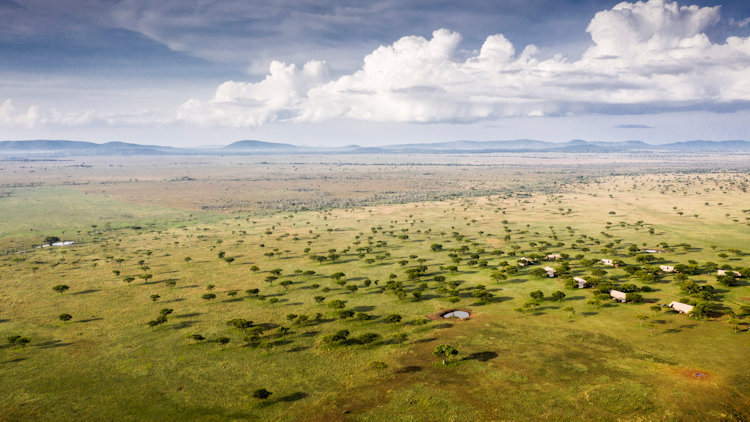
[{"left": 2, "top": 139, "right": 750, "bottom": 156}]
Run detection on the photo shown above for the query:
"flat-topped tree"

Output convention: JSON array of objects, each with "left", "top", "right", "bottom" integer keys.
[
  {"left": 252, "top": 388, "right": 272, "bottom": 400},
  {"left": 52, "top": 284, "right": 69, "bottom": 294},
  {"left": 433, "top": 344, "right": 459, "bottom": 365},
  {"left": 44, "top": 236, "right": 61, "bottom": 246}
]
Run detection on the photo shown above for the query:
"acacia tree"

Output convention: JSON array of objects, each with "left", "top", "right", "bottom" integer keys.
[
  {"left": 433, "top": 344, "right": 459, "bottom": 365},
  {"left": 252, "top": 388, "right": 272, "bottom": 400},
  {"left": 44, "top": 236, "right": 60, "bottom": 245},
  {"left": 58, "top": 313, "right": 73, "bottom": 322},
  {"left": 188, "top": 334, "right": 205, "bottom": 344},
  {"left": 551, "top": 291, "right": 566, "bottom": 302},
  {"left": 52, "top": 284, "right": 69, "bottom": 294}
]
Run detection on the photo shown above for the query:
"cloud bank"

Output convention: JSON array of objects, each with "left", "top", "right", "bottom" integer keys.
[{"left": 178, "top": 0, "right": 750, "bottom": 127}]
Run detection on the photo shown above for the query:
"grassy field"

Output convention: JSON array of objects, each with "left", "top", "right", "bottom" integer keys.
[{"left": 1, "top": 161, "right": 749, "bottom": 421}]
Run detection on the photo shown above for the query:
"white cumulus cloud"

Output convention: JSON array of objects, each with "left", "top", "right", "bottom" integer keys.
[
  {"left": 0, "top": 98, "right": 168, "bottom": 129},
  {"left": 172, "top": 0, "right": 750, "bottom": 127},
  {"left": 0, "top": 99, "right": 40, "bottom": 128}
]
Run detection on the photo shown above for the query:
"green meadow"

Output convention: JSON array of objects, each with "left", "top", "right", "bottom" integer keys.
[{"left": 1, "top": 169, "right": 749, "bottom": 421}]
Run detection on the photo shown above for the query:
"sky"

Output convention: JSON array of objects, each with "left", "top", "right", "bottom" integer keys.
[{"left": 1, "top": 0, "right": 750, "bottom": 147}]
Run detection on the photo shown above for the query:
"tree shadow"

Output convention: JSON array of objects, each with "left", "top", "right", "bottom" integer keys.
[
  {"left": 2, "top": 357, "right": 28, "bottom": 364},
  {"left": 223, "top": 298, "right": 244, "bottom": 303},
  {"left": 37, "top": 340, "right": 74, "bottom": 349},
  {"left": 462, "top": 351, "right": 498, "bottom": 362},
  {"left": 164, "top": 298, "right": 186, "bottom": 303},
  {"left": 276, "top": 392, "right": 308, "bottom": 403},
  {"left": 76, "top": 317, "right": 103, "bottom": 323},
  {"left": 351, "top": 305, "right": 375, "bottom": 312},
  {"left": 299, "top": 331, "right": 320, "bottom": 338},
  {"left": 494, "top": 296, "right": 514, "bottom": 303},
  {"left": 395, "top": 366, "right": 422, "bottom": 374},
  {"left": 170, "top": 320, "right": 199, "bottom": 330},
  {"left": 0, "top": 318, "right": 8, "bottom": 324},
  {"left": 71, "top": 289, "right": 101, "bottom": 295},
  {"left": 287, "top": 346, "right": 309, "bottom": 353},
  {"left": 431, "top": 322, "right": 453, "bottom": 330},
  {"left": 412, "top": 337, "right": 437, "bottom": 344},
  {"left": 306, "top": 318, "right": 335, "bottom": 326},
  {"left": 178, "top": 284, "right": 199, "bottom": 289},
  {"left": 176, "top": 312, "right": 201, "bottom": 319}
]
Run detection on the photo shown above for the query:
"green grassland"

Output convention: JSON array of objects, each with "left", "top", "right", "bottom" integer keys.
[
  {"left": 1, "top": 171, "right": 749, "bottom": 421},
  {"left": 0, "top": 186, "right": 204, "bottom": 251}
]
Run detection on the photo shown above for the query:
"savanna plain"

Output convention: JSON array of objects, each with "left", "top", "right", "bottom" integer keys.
[{"left": 1, "top": 153, "right": 749, "bottom": 421}]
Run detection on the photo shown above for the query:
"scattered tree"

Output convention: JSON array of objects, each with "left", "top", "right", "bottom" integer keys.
[{"left": 433, "top": 344, "right": 459, "bottom": 365}]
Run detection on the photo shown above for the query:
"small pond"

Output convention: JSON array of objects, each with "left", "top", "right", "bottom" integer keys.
[
  {"left": 36, "top": 241, "right": 75, "bottom": 248},
  {"left": 442, "top": 310, "right": 470, "bottom": 319}
]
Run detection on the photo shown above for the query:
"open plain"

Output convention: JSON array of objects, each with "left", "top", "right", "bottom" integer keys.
[{"left": 1, "top": 153, "right": 750, "bottom": 421}]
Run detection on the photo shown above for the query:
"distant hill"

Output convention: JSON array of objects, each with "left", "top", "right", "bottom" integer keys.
[
  {"left": 2, "top": 139, "right": 749, "bottom": 157},
  {"left": 222, "top": 140, "right": 300, "bottom": 151},
  {"left": 656, "top": 140, "right": 750, "bottom": 152},
  {"left": 0, "top": 140, "right": 178, "bottom": 155}
]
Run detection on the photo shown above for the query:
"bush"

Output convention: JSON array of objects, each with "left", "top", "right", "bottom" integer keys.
[
  {"left": 356, "top": 333, "right": 380, "bottom": 344},
  {"left": 322, "top": 330, "right": 350, "bottom": 345},
  {"left": 625, "top": 292, "right": 644, "bottom": 303},
  {"left": 385, "top": 314, "right": 402, "bottom": 323}
]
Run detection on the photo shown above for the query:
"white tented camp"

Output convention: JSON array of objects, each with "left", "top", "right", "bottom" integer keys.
[
  {"left": 610, "top": 290, "right": 627, "bottom": 302},
  {"left": 668, "top": 301, "right": 694, "bottom": 314}
]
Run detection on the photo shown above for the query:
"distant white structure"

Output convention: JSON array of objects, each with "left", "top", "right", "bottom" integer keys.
[
  {"left": 543, "top": 267, "right": 556, "bottom": 277},
  {"left": 660, "top": 265, "right": 675, "bottom": 273},
  {"left": 717, "top": 269, "right": 741, "bottom": 277},
  {"left": 573, "top": 277, "right": 588, "bottom": 289},
  {"left": 643, "top": 249, "right": 664, "bottom": 253},
  {"left": 668, "top": 301, "right": 694, "bottom": 314},
  {"left": 610, "top": 290, "right": 627, "bottom": 302},
  {"left": 518, "top": 257, "right": 535, "bottom": 267},
  {"left": 546, "top": 254, "right": 562, "bottom": 261},
  {"left": 601, "top": 259, "right": 615, "bottom": 266}
]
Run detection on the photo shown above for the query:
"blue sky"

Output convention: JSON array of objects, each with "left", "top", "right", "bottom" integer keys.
[{"left": 1, "top": 0, "right": 750, "bottom": 146}]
